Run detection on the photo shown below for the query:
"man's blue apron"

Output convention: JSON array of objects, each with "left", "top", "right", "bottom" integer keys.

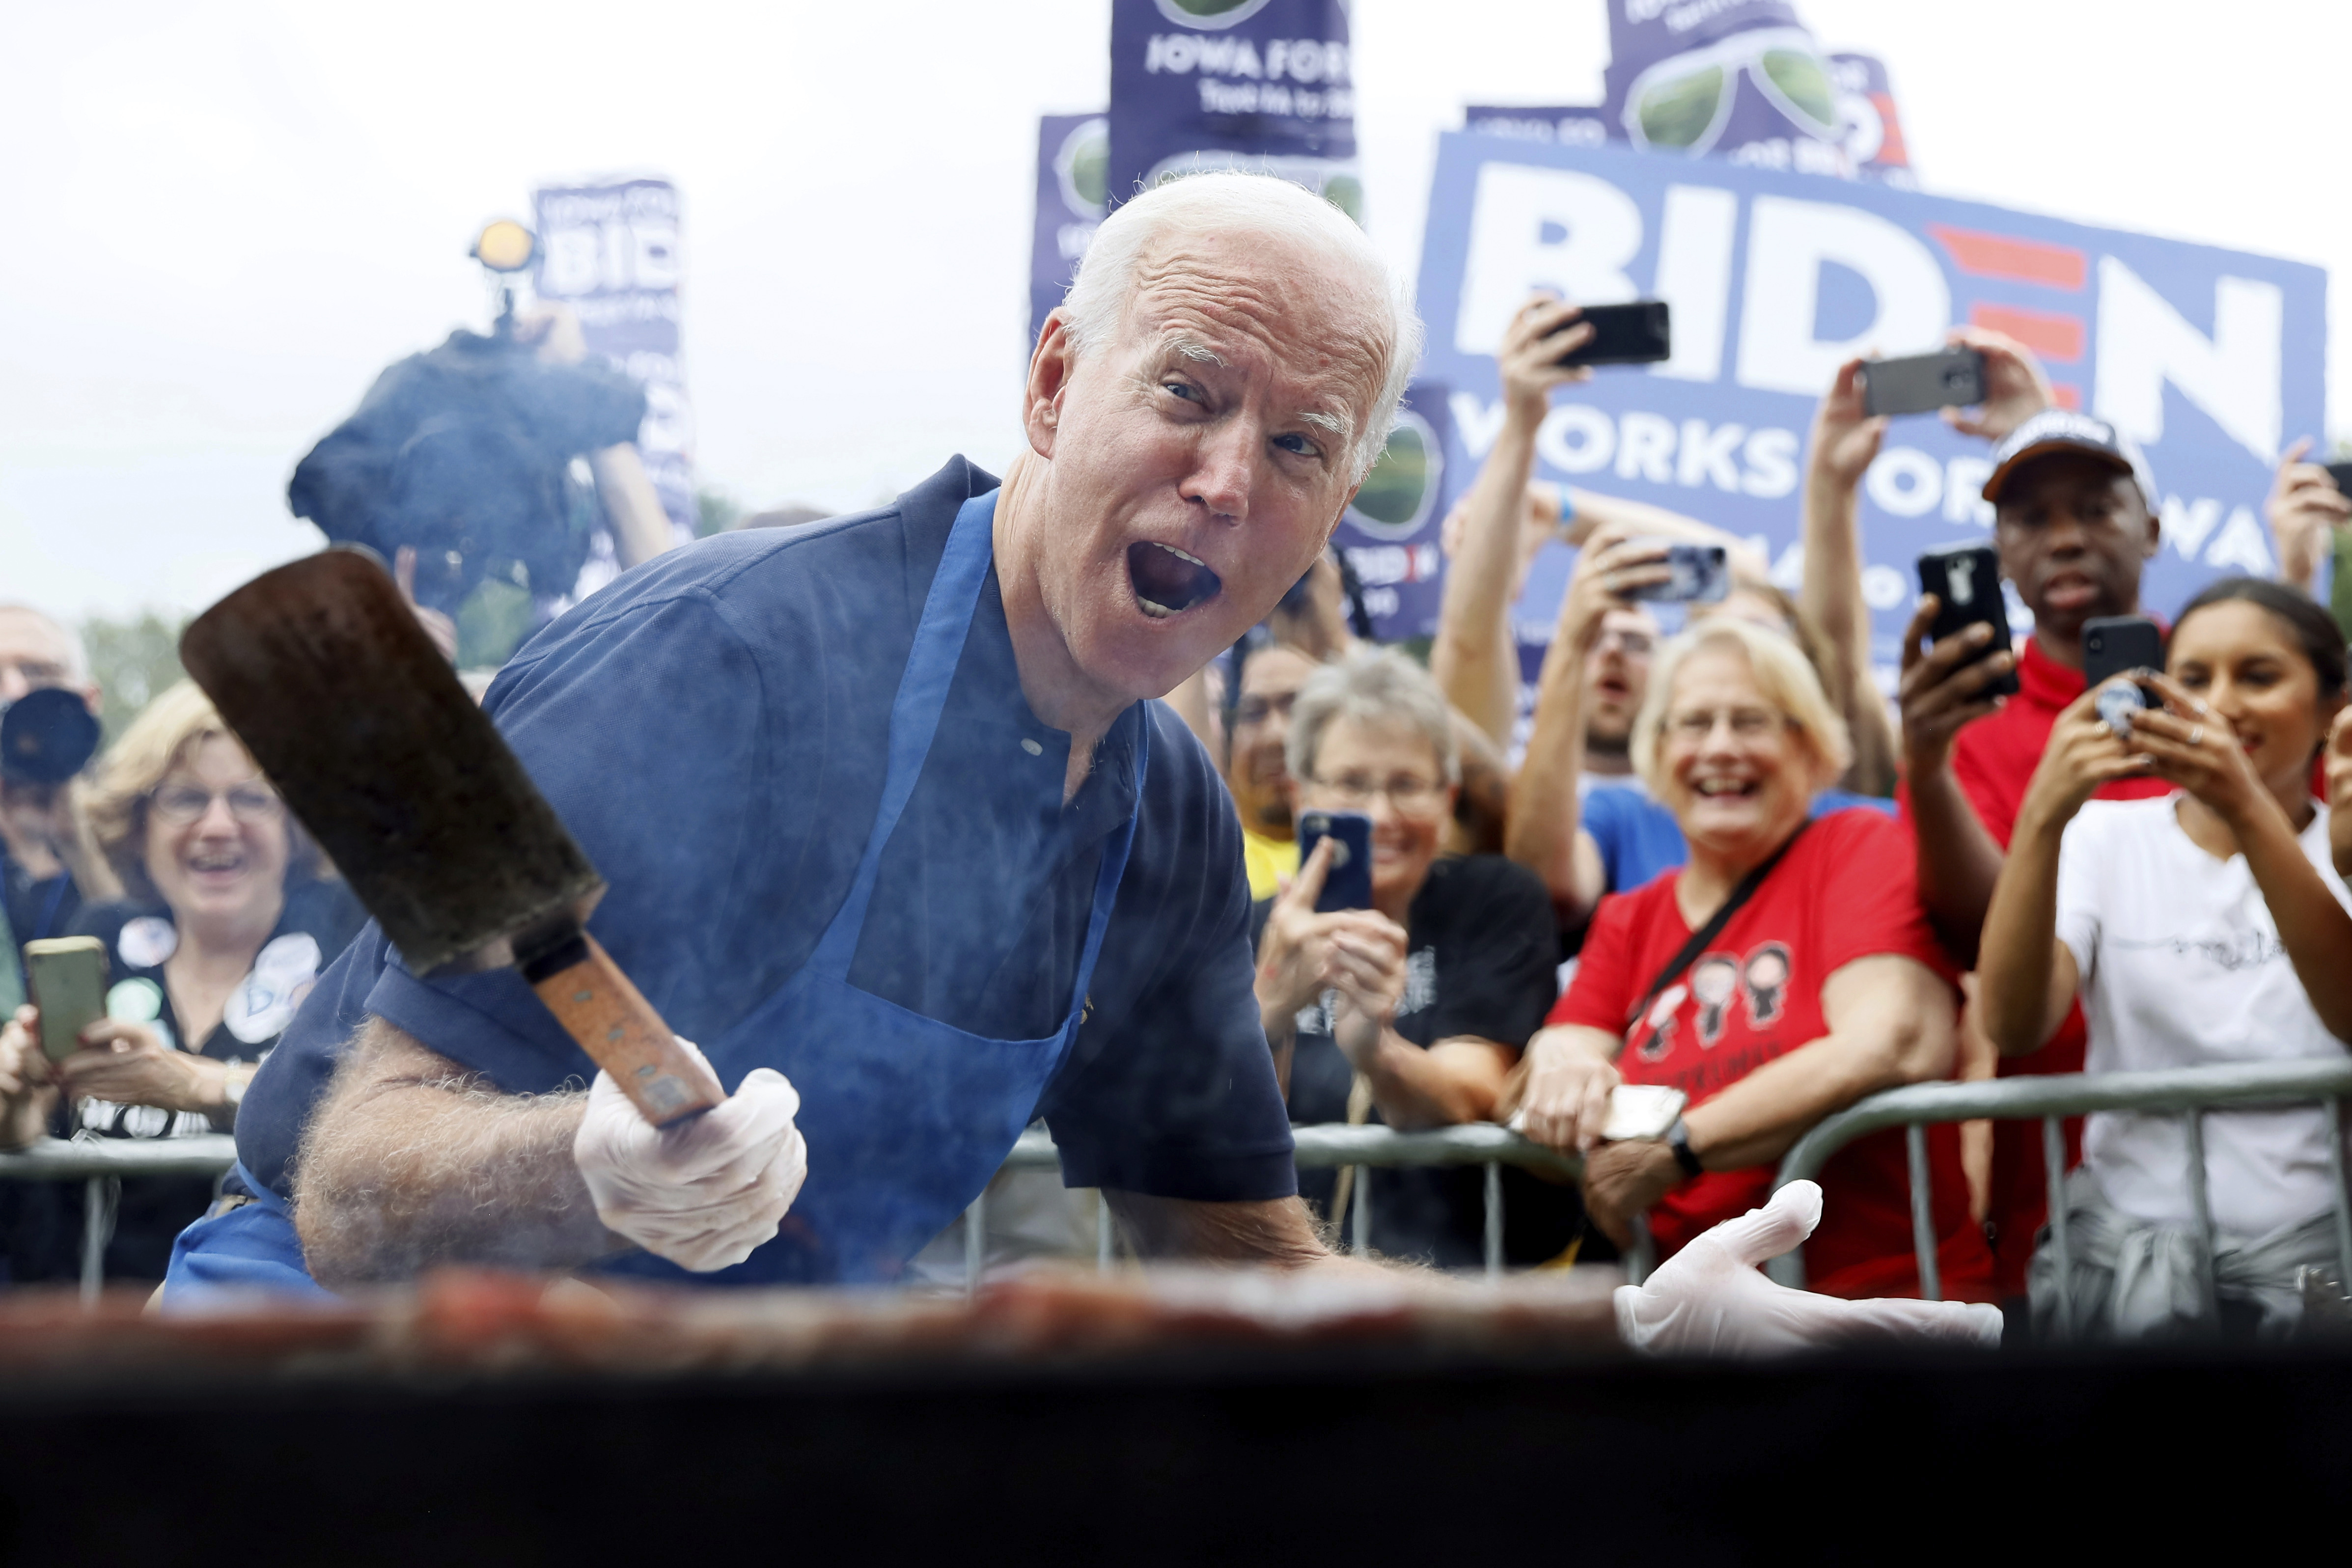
[{"left": 164, "top": 488, "right": 1143, "bottom": 1304}]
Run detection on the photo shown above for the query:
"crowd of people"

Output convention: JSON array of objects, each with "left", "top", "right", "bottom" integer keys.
[
  {"left": 1176, "top": 295, "right": 2352, "bottom": 1341},
  {"left": 1, "top": 222, "right": 2349, "bottom": 1346}
]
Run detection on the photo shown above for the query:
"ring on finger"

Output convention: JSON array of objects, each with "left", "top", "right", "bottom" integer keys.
[{"left": 2187, "top": 725, "right": 2203, "bottom": 746}]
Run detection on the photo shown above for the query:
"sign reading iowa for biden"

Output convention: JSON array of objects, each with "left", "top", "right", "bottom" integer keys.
[
  {"left": 1416, "top": 134, "right": 2327, "bottom": 688},
  {"left": 533, "top": 177, "right": 697, "bottom": 599},
  {"left": 1108, "top": 0, "right": 1359, "bottom": 220}
]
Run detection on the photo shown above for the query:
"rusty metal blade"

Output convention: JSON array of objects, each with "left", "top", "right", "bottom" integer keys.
[{"left": 179, "top": 547, "right": 602, "bottom": 975}]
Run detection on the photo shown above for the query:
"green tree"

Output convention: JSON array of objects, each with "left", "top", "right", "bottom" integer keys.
[{"left": 80, "top": 611, "right": 188, "bottom": 746}]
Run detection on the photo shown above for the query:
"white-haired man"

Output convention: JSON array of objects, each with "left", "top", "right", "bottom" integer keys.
[{"left": 164, "top": 176, "right": 1994, "bottom": 1353}]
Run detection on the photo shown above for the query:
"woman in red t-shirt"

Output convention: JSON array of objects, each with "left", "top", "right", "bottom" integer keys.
[{"left": 1514, "top": 618, "right": 1993, "bottom": 1300}]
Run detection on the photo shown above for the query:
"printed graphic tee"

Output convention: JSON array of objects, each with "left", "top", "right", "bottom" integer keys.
[
  {"left": 1552, "top": 809, "right": 1993, "bottom": 1299},
  {"left": 2057, "top": 795, "right": 2352, "bottom": 1236}
]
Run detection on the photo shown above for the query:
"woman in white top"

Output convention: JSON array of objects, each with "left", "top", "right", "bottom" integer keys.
[{"left": 1979, "top": 578, "right": 2352, "bottom": 1340}]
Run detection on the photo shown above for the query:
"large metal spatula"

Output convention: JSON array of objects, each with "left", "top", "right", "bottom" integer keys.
[{"left": 179, "top": 547, "right": 721, "bottom": 1126}]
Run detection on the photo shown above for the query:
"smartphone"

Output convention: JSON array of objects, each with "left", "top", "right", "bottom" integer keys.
[
  {"left": 1624, "top": 542, "right": 1730, "bottom": 604},
  {"left": 2083, "top": 615, "right": 2163, "bottom": 737},
  {"left": 1862, "top": 348, "right": 1988, "bottom": 418},
  {"left": 1295, "top": 809, "right": 1374, "bottom": 913},
  {"left": 1602, "top": 1084, "right": 1687, "bottom": 1142},
  {"left": 1916, "top": 544, "right": 2019, "bottom": 698},
  {"left": 2083, "top": 615, "right": 2163, "bottom": 688},
  {"left": 2325, "top": 461, "right": 2352, "bottom": 496},
  {"left": 24, "top": 936, "right": 108, "bottom": 1062},
  {"left": 1556, "top": 300, "right": 1672, "bottom": 368}
]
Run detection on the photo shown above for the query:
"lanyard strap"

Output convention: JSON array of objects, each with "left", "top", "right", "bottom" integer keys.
[{"left": 1626, "top": 820, "right": 1811, "bottom": 1054}]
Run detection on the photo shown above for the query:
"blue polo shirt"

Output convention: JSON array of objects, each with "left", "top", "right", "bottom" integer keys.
[
  {"left": 234, "top": 457, "right": 1297, "bottom": 1209},
  {"left": 1584, "top": 783, "right": 1897, "bottom": 896}
]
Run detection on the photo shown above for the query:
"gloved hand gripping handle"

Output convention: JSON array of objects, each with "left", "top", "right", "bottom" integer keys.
[{"left": 524, "top": 932, "right": 725, "bottom": 1125}]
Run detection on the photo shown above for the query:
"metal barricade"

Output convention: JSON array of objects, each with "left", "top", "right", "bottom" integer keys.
[
  {"left": 974, "top": 1122, "right": 1583, "bottom": 1290},
  {"left": 1765, "top": 1060, "right": 2352, "bottom": 1325},
  {"left": 0, "top": 1134, "right": 240, "bottom": 1301},
  {"left": 0, "top": 1124, "right": 1590, "bottom": 1301}
]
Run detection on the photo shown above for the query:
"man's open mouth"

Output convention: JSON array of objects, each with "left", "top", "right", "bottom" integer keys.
[
  {"left": 1693, "top": 777, "right": 1759, "bottom": 799},
  {"left": 1128, "top": 541, "right": 1222, "bottom": 620}
]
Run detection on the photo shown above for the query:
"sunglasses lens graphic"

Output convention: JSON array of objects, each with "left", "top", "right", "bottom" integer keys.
[
  {"left": 1635, "top": 64, "right": 1726, "bottom": 149},
  {"left": 1760, "top": 48, "right": 1838, "bottom": 133}
]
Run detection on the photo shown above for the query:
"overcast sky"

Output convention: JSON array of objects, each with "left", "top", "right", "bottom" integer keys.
[{"left": 5, "top": 0, "right": 2346, "bottom": 620}]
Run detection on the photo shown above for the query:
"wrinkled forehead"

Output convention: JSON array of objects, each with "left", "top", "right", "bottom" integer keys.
[
  {"left": 1119, "top": 228, "right": 1389, "bottom": 411},
  {"left": 1668, "top": 645, "right": 1768, "bottom": 708}
]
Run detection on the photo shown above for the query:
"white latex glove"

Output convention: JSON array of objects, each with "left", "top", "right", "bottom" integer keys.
[
  {"left": 1613, "top": 1181, "right": 2004, "bottom": 1357},
  {"left": 572, "top": 1043, "right": 807, "bottom": 1273}
]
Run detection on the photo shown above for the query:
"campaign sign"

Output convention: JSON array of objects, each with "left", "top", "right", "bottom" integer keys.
[
  {"left": 1413, "top": 135, "right": 2327, "bottom": 691},
  {"left": 1107, "top": 0, "right": 1359, "bottom": 220},
  {"left": 1031, "top": 115, "right": 1109, "bottom": 344},
  {"left": 532, "top": 178, "right": 696, "bottom": 565},
  {"left": 1335, "top": 381, "right": 1457, "bottom": 643}
]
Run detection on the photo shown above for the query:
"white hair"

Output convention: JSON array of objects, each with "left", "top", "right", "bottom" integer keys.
[
  {"left": 1057, "top": 171, "right": 1423, "bottom": 486},
  {"left": 1287, "top": 647, "right": 1461, "bottom": 788}
]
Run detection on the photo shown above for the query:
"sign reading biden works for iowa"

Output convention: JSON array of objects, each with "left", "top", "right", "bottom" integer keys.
[{"left": 1414, "top": 134, "right": 2328, "bottom": 685}]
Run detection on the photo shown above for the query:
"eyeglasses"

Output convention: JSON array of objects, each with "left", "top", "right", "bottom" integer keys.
[
  {"left": 1307, "top": 773, "right": 1448, "bottom": 816},
  {"left": 1665, "top": 707, "right": 1789, "bottom": 743},
  {"left": 1621, "top": 28, "right": 1841, "bottom": 157},
  {"left": 149, "top": 782, "right": 284, "bottom": 825},
  {"left": 1593, "top": 627, "right": 1655, "bottom": 658},
  {"left": 1232, "top": 691, "right": 1299, "bottom": 729}
]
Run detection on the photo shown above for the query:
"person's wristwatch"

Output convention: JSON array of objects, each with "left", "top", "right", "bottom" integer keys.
[{"left": 1665, "top": 1117, "right": 1704, "bottom": 1180}]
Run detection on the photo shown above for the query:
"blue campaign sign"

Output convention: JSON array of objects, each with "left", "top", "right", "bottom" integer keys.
[{"left": 1413, "top": 133, "right": 2328, "bottom": 688}]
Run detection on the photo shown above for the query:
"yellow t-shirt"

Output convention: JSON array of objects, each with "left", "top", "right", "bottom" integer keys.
[{"left": 1241, "top": 828, "right": 1301, "bottom": 903}]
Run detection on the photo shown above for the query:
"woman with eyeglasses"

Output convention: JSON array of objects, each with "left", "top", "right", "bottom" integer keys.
[
  {"left": 0, "top": 681, "right": 360, "bottom": 1282},
  {"left": 1252, "top": 649, "right": 1568, "bottom": 1266},
  {"left": 1512, "top": 620, "right": 1994, "bottom": 1300}
]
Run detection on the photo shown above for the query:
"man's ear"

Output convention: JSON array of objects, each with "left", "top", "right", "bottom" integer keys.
[
  {"left": 2141, "top": 497, "right": 2164, "bottom": 561},
  {"left": 1024, "top": 313, "right": 1078, "bottom": 458}
]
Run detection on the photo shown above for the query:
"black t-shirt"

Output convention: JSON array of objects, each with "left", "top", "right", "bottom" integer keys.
[
  {"left": 235, "top": 457, "right": 1297, "bottom": 1243},
  {"left": 1255, "top": 854, "right": 1576, "bottom": 1268},
  {"left": 0, "top": 880, "right": 362, "bottom": 1285}
]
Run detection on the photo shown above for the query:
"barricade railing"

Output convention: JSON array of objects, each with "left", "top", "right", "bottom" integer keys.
[
  {"left": 0, "top": 1125, "right": 1587, "bottom": 1300},
  {"left": 0, "top": 1134, "right": 240, "bottom": 1302},
  {"left": 980, "top": 1123, "right": 1586, "bottom": 1293},
  {"left": 1766, "top": 1060, "right": 2352, "bottom": 1329}
]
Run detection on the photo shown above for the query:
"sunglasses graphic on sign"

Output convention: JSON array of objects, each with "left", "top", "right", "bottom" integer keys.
[
  {"left": 1621, "top": 26, "right": 1840, "bottom": 156},
  {"left": 1346, "top": 410, "right": 1443, "bottom": 543}
]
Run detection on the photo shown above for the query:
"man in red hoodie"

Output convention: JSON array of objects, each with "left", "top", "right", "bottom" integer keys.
[{"left": 1898, "top": 408, "right": 2171, "bottom": 1292}]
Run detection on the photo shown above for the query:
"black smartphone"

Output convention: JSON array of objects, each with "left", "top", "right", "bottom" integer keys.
[
  {"left": 1556, "top": 301, "right": 1672, "bottom": 368},
  {"left": 1916, "top": 544, "right": 2019, "bottom": 698},
  {"left": 1862, "top": 348, "right": 1988, "bottom": 418},
  {"left": 1624, "top": 542, "right": 1730, "bottom": 604},
  {"left": 1295, "top": 809, "right": 1374, "bottom": 913},
  {"left": 2083, "top": 615, "right": 2163, "bottom": 688},
  {"left": 2325, "top": 460, "right": 2352, "bottom": 496},
  {"left": 2083, "top": 615, "right": 2163, "bottom": 738}
]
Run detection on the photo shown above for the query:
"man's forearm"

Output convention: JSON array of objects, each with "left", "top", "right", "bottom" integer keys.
[
  {"left": 1909, "top": 764, "right": 2006, "bottom": 963},
  {"left": 292, "top": 1018, "right": 614, "bottom": 1289},
  {"left": 1432, "top": 418, "right": 1540, "bottom": 742},
  {"left": 1802, "top": 473, "right": 1898, "bottom": 794},
  {"left": 1505, "top": 639, "right": 1599, "bottom": 928}
]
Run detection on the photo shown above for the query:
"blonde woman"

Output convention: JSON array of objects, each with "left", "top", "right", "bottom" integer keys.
[
  {"left": 0, "top": 681, "right": 360, "bottom": 1281},
  {"left": 1512, "top": 619, "right": 1992, "bottom": 1300}
]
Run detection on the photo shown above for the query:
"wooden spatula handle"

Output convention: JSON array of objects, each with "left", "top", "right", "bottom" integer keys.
[{"left": 528, "top": 934, "right": 724, "bottom": 1126}]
